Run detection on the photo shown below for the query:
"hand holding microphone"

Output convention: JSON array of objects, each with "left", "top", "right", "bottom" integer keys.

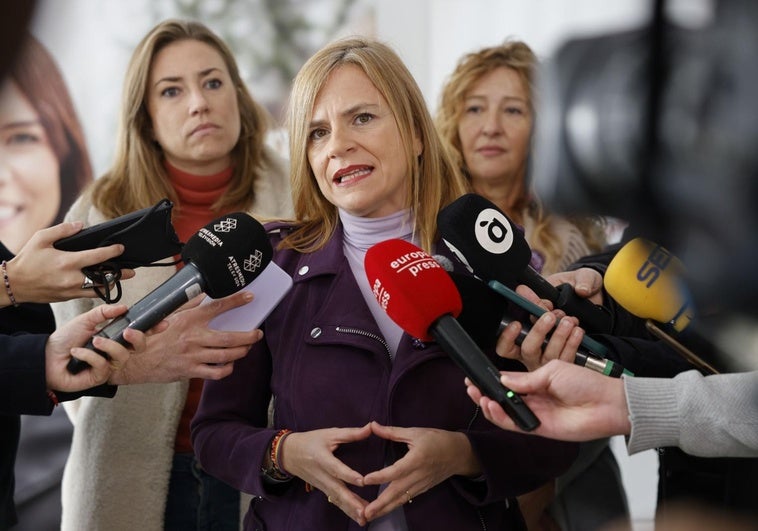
[
  {"left": 437, "top": 193, "right": 612, "bottom": 334},
  {"left": 364, "top": 239, "right": 540, "bottom": 432},
  {"left": 67, "top": 213, "right": 273, "bottom": 374},
  {"left": 465, "top": 360, "right": 631, "bottom": 442},
  {"left": 548, "top": 267, "right": 605, "bottom": 306},
  {"left": 435, "top": 256, "right": 628, "bottom": 377},
  {"left": 434, "top": 195, "right": 629, "bottom": 377}
]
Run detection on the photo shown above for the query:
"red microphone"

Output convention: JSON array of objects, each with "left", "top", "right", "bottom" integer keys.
[{"left": 365, "top": 239, "right": 540, "bottom": 432}]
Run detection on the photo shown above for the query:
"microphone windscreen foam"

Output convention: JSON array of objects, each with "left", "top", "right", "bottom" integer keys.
[
  {"left": 448, "top": 271, "right": 508, "bottom": 350},
  {"left": 181, "top": 213, "right": 273, "bottom": 298},
  {"left": 604, "top": 237, "right": 694, "bottom": 331},
  {"left": 437, "top": 193, "right": 531, "bottom": 287},
  {"left": 433, "top": 254, "right": 508, "bottom": 349},
  {"left": 365, "top": 239, "right": 462, "bottom": 341}
]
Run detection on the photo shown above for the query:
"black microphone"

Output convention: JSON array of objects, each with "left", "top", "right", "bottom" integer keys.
[
  {"left": 365, "top": 239, "right": 540, "bottom": 432},
  {"left": 67, "top": 213, "right": 272, "bottom": 374},
  {"left": 434, "top": 256, "right": 629, "bottom": 378},
  {"left": 437, "top": 193, "right": 612, "bottom": 333}
]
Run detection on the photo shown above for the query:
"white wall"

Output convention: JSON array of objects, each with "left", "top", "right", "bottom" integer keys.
[{"left": 375, "top": 0, "right": 650, "bottom": 111}]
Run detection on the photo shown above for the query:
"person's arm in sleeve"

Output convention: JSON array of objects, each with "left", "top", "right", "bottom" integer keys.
[
  {"left": 0, "top": 333, "right": 53, "bottom": 415},
  {"left": 0, "top": 304, "right": 150, "bottom": 416},
  {"left": 626, "top": 369, "right": 758, "bottom": 457},
  {"left": 191, "top": 336, "right": 277, "bottom": 496},
  {"left": 467, "top": 360, "right": 758, "bottom": 459}
]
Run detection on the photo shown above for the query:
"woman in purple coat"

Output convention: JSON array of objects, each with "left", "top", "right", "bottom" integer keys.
[{"left": 191, "top": 37, "right": 577, "bottom": 531}]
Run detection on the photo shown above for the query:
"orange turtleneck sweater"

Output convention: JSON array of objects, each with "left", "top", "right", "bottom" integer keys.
[{"left": 165, "top": 161, "right": 233, "bottom": 454}]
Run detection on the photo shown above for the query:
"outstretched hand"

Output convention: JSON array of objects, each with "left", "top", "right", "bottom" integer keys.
[
  {"left": 496, "top": 310, "right": 584, "bottom": 371},
  {"left": 496, "top": 283, "right": 582, "bottom": 371},
  {"left": 111, "top": 290, "right": 263, "bottom": 384},
  {"left": 547, "top": 267, "right": 604, "bottom": 306},
  {"left": 45, "top": 303, "right": 149, "bottom": 391},
  {"left": 2, "top": 221, "right": 134, "bottom": 306},
  {"left": 465, "top": 360, "right": 631, "bottom": 441}
]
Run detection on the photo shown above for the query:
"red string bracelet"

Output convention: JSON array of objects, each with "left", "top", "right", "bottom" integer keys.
[{"left": 47, "top": 390, "right": 60, "bottom": 407}]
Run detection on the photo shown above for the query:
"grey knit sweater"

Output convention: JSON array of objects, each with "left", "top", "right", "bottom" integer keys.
[{"left": 624, "top": 370, "right": 758, "bottom": 457}]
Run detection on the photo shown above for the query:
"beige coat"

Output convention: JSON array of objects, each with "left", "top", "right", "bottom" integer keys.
[{"left": 53, "top": 147, "right": 293, "bottom": 531}]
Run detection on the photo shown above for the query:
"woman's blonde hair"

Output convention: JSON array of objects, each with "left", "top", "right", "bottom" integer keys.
[
  {"left": 89, "top": 19, "right": 274, "bottom": 218},
  {"left": 437, "top": 39, "right": 537, "bottom": 199},
  {"left": 283, "top": 37, "right": 466, "bottom": 253},
  {"left": 436, "top": 40, "right": 605, "bottom": 270}
]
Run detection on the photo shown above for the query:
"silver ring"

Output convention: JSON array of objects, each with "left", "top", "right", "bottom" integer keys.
[{"left": 81, "top": 275, "right": 97, "bottom": 289}]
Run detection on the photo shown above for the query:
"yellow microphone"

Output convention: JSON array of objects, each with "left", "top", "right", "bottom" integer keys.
[
  {"left": 604, "top": 238, "right": 719, "bottom": 374},
  {"left": 604, "top": 238, "right": 694, "bottom": 332}
]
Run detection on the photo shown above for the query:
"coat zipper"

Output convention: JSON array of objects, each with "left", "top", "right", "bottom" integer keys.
[
  {"left": 335, "top": 326, "right": 392, "bottom": 362},
  {"left": 336, "top": 326, "right": 491, "bottom": 531},
  {"left": 477, "top": 509, "right": 487, "bottom": 531}
]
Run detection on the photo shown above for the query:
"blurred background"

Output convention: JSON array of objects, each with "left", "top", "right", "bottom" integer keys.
[{"left": 30, "top": 0, "right": 654, "bottom": 178}]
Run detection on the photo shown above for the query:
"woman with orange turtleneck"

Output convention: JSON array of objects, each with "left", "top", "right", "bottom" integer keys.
[{"left": 51, "top": 20, "right": 292, "bottom": 531}]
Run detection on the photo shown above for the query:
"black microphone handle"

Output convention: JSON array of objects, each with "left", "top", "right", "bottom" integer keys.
[
  {"left": 554, "top": 283, "right": 613, "bottom": 333},
  {"left": 66, "top": 265, "right": 206, "bottom": 374},
  {"left": 519, "top": 265, "right": 561, "bottom": 301},
  {"left": 520, "top": 267, "right": 612, "bottom": 334},
  {"left": 430, "top": 314, "right": 540, "bottom": 431},
  {"left": 496, "top": 316, "right": 627, "bottom": 378}
]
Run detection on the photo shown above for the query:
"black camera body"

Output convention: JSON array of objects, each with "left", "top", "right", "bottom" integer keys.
[{"left": 533, "top": 0, "right": 758, "bottom": 325}]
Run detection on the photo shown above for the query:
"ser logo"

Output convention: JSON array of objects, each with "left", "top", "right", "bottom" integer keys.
[
  {"left": 637, "top": 245, "right": 672, "bottom": 288},
  {"left": 474, "top": 208, "right": 514, "bottom": 255}
]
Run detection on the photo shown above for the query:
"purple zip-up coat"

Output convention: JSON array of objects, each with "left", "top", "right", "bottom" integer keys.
[{"left": 192, "top": 222, "right": 577, "bottom": 531}]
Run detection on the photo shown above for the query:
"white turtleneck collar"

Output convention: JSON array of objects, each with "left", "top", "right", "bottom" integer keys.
[{"left": 339, "top": 208, "right": 417, "bottom": 361}]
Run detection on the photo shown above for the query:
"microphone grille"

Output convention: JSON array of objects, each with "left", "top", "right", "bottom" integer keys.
[
  {"left": 432, "top": 254, "right": 455, "bottom": 272},
  {"left": 437, "top": 193, "right": 531, "bottom": 286},
  {"left": 605, "top": 238, "right": 694, "bottom": 331},
  {"left": 182, "top": 213, "right": 273, "bottom": 298}
]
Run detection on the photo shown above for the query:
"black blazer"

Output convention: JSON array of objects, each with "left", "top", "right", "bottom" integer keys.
[
  {"left": 0, "top": 242, "right": 115, "bottom": 528},
  {"left": 0, "top": 241, "right": 56, "bottom": 528}
]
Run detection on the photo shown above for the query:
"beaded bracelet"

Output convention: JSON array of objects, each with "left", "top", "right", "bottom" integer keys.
[
  {"left": 1, "top": 260, "right": 18, "bottom": 307},
  {"left": 273, "top": 429, "right": 292, "bottom": 476},
  {"left": 262, "top": 428, "right": 293, "bottom": 481}
]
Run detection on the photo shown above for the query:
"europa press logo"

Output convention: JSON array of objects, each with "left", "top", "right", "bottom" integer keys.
[{"left": 474, "top": 208, "right": 514, "bottom": 255}]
